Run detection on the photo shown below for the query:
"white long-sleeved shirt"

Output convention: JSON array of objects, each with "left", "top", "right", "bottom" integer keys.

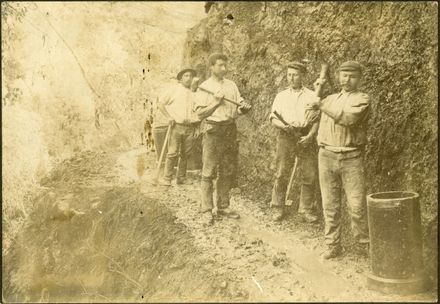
[
  {"left": 194, "top": 77, "right": 244, "bottom": 123},
  {"left": 269, "top": 86, "right": 320, "bottom": 128},
  {"left": 159, "top": 83, "right": 199, "bottom": 124}
]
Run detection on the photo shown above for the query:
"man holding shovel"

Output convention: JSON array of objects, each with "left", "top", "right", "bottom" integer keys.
[
  {"left": 158, "top": 68, "right": 200, "bottom": 186},
  {"left": 308, "top": 61, "right": 370, "bottom": 259},
  {"left": 194, "top": 53, "right": 251, "bottom": 225},
  {"left": 269, "top": 61, "right": 320, "bottom": 223}
]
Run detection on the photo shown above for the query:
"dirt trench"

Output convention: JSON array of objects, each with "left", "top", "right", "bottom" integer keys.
[
  {"left": 3, "top": 150, "right": 233, "bottom": 302},
  {"left": 3, "top": 148, "right": 437, "bottom": 302}
]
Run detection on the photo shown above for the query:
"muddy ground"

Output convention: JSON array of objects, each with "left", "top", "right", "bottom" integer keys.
[
  {"left": 3, "top": 147, "right": 436, "bottom": 302},
  {"left": 183, "top": 2, "right": 438, "bottom": 283}
]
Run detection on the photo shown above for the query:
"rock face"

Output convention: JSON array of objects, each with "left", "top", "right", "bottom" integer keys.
[{"left": 183, "top": 1, "right": 437, "bottom": 285}]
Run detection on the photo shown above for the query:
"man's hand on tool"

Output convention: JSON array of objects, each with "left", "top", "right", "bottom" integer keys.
[
  {"left": 298, "top": 134, "right": 314, "bottom": 146},
  {"left": 168, "top": 119, "right": 176, "bottom": 127},
  {"left": 313, "top": 77, "right": 327, "bottom": 91},
  {"left": 283, "top": 124, "right": 298, "bottom": 136},
  {"left": 308, "top": 78, "right": 327, "bottom": 109},
  {"left": 213, "top": 90, "right": 225, "bottom": 104},
  {"left": 238, "top": 101, "right": 252, "bottom": 114}
]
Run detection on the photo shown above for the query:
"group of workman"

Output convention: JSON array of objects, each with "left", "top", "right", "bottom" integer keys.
[{"left": 154, "top": 53, "right": 370, "bottom": 259}]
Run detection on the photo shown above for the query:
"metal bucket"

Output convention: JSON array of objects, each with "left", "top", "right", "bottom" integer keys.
[{"left": 366, "top": 191, "right": 425, "bottom": 294}]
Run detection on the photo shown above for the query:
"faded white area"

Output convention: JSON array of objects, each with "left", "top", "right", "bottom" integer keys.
[{"left": 2, "top": 1, "right": 205, "bottom": 250}]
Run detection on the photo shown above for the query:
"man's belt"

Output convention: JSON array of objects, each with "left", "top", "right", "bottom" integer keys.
[
  {"left": 205, "top": 119, "right": 235, "bottom": 126},
  {"left": 321, "top": 145, "right": 361, "bottom": 153},
  {"left": 175, "top": 122, "right": 199, "bottom": 127},
  {"left": 281, "top": 125, "right": 311, "bottom": 137},
  {"left": 295, "top": 125, "right": 311, "bottom": 136}
]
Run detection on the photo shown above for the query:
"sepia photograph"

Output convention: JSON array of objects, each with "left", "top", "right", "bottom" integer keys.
[{"left": 2, "top": 1, "right": 438, "bottom": 302}]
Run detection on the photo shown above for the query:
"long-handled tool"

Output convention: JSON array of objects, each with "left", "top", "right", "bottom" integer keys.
[
  {"left": 273, "top": 110, "right": 290, "bottom": 126},
  {"left": 315, "top": 63, "right": 329, "bottom": 98},
  {"left": 153, "top": 123, "right": 172, "bottom": 184},
  {"left": 271, "top": 110, "right": 299, "bottom": 206},
  {"left": 197, "top": 86, "right": 242, "bottom": 106},
  {"left": 285, "top": 156, "right": 298, "bottom": 206}
]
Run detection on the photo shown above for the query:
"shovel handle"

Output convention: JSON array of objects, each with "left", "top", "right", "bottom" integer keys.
[
  {"left": 154, "top": 123, "right": 172, "bottom": 182},
  {"left": 285, "top": 157, "right": 298, "bottom": 205},
  {"left": 273, "top": 111, "right": 289, "bottom": 126}
]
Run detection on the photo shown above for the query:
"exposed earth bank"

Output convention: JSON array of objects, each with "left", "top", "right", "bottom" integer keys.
[{"left": 3, "top": 148, "right": 436, "bottom": 302}]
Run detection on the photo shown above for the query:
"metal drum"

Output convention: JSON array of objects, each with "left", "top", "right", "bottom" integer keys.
[{"left": 366, "top": 191, "right": 425, "bottom": 294}]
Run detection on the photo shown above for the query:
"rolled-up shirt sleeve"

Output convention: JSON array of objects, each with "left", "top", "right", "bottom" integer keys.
[
  {"left": 320, "top": 93, "right": 369, "bottom": 126},
  {"left": 193, "top": 88, "right": 210, "bottom": 112},
  {"left": 234, "top": 83, "right": 244, "bottom": 104},
  {"left": 159, "top": 88, "right": 172, "bottom": 106},
  {"left": 269, "top": 94, "right": 282, "bottom": 122},
  {"left": 234, "top": 83, "right": 246, "bottom": 115},
  {"left": 305, "top": 108, "right": 321, "bottom": 125}
]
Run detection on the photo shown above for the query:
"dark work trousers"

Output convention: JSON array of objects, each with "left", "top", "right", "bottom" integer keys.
[
  {"left": 163, "top": 124, "right": 197, "bottom": 182},
  {"left": 318, "top": 148, "right": 369, "bottom": 246},
  {"left": 271, "top": 130, "right": 318, "bottom": 214},
  {"left": 200, "top": 122, "right": 237, "bottom": 212}
]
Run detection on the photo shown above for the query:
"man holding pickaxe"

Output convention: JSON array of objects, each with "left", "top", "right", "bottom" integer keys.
[
  {"left": 308, "top": 61, "right": 370, "bottom": 259},
  {"left": 158, "top": 68, "right": 200, "bottom": 186},
  {"left": 269, "top": 61, "right": 320, "bottom": 223},
  {"left": 194, "top": 53, "right": 252, "bottom": 225}
]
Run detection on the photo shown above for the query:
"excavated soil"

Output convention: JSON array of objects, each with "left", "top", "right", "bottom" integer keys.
[
  {"left": 5, "top": 147, "right": 435, "bottom": 302},
  {"left": 3, "top": 150, "right": 232, "bottom": 303}
]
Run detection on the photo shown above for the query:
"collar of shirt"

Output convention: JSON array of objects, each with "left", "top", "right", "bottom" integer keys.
[
  {"left": 179, "top": 83, "right": 190, "bottom": 90},
  {"left": 289, "top": 86, "right": 304, "bottom": 94},
  {"left": 210, "top": 76, "right": 225, "bottom": 84},
  {"left": 338, "top": 89, "right": 360, "bottom": 98}
]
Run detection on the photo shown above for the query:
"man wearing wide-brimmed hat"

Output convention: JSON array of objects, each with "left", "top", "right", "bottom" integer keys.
[
  {"left": 158, "top": 67, "right": 199, "bottom": 186},
  {"left": 308, "top": 60, "right": 370, "bottom": 259},
  {"left": 269, "top": 61, "right": 321, "bottom": 224}
]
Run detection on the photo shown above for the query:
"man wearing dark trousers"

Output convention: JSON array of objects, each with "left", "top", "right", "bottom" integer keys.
[
  {"left": 269, "top": 61, "right": 320, "bottom": 223},
  {"left": 194, "top": 53, "right": 251, "bottom": 225},
  {"left": 159, "top": 68, "right": 199, "bottom": 186}
]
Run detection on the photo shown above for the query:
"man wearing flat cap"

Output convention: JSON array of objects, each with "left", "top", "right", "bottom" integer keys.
[
  {"left": 269, "top": 61, "right": 320, "bottom": 223},
  {"left": 308, "top": 60, "right": 370, "bottom": 259},
  {"left": 158, "top": 68, "right": 200, "bottom": 186},
  {"left": 194, "top": 53, "right": 252, "bottom": 225}
]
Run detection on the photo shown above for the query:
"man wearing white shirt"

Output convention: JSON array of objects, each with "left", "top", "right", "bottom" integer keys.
[
  {"left": 269, "top": 61, "right": 320, "bottom": 223},
  {"left": 194, "top": 53, "right": 251, "bottom": 225},
  {"left": 159, "top": 68, "right": 199, "bottom": 186}
]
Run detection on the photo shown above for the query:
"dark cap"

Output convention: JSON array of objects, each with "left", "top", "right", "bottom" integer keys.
[
  {"left": 177, "top": 68, "right": 196, "bottom": 80},
  {"left": 287, "top": 61, "right": 307, "bottom": 73},
  {"left": 338, "top": 61, "right": 363, "bottom": 73}
]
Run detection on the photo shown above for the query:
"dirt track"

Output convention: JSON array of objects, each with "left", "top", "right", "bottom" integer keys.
[{"left": 3, "top": 147, "right": 437, "bottom": 302}]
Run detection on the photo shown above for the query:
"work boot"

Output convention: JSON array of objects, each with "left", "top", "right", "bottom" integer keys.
[
  {"left": 200, "top": 211, "right": 214, "bottom": 226},
  {"left": 271, "top": 206, "right": 285, "bottom": 222},
  {"left": 218, "top": 208, "right": 240, "bottom": 219},
  {"left": 176, "top": 178, "right": 191, "bottom": 185},
  {"left": 302, "top": 213, "right": 319, "bottom": 223},
  {"left": 159, "top": 178, "right": 171, "bottom": 186},
  {"left": 322, "top": 245, "right": 342, "bottom": 260}
]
